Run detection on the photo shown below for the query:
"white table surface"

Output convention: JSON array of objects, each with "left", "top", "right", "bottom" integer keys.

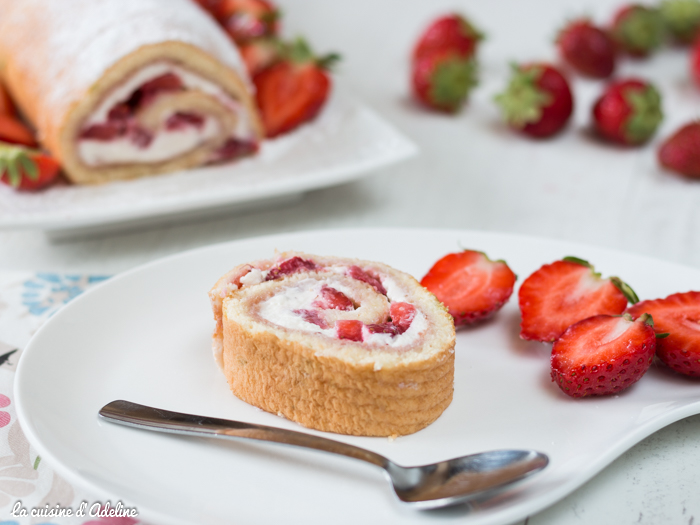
[{"left": 1, "top": 0, "right": 700, "bottom": 523}]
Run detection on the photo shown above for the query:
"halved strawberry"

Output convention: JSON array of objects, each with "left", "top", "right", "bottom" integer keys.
[
  {"left": 0, "top": 82, "right": 16, "bottom": 117},
  {"left": 421, "top": 250, "right": 516, "bottom": 326},
  {"left": 519, "top": 257, "right": 637, "bottom": 342},
  {"left": 313, "top": 285, "right": 354, "bottom": 311},
  {"left": 240, "top": 37, "right": 283, "bottom": 77},
  {"left": 551, "top": 313, "right": 656, "bottom": 397},
  {"left": 627, "top": 291, "right": 700, "bottom": 376},
  {"left": 336, "top": 320, "right": 363, "bottom": 342},
  {"left": 0, "top": 143, "right": 60, "bottom": 191},
  {"left": 254, "top": 38, "right": 339, "bottom": 138},
  {"left": 0, "top": 114, "right": 37, "bottom": 148},
  {"left": 217, "top": 0, "right": 280, "bottom": 44}
]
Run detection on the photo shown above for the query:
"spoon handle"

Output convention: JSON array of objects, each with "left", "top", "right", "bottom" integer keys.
[{"left": 99, "top": 400, "right": 390, "bottom": 469}]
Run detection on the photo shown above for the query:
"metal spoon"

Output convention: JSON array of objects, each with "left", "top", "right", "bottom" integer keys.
[{"left": 99, "top": 400, "right": 548, "bottom": 509}]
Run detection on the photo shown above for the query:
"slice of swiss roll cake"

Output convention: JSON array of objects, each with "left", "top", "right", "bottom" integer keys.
[
  {"left": 0, "top": 0, "right": 262, "bottom": 184},
  {"left": 209, "top": 252, "right": 456, "bottom": 437}
]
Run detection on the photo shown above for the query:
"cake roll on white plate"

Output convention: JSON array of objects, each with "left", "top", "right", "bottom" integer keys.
[
  {"left": 209, "top": 252, "right": 456, "bottom": 437},
  {"left": 0, "top": 0, "right": 263, "bottom": 184}
]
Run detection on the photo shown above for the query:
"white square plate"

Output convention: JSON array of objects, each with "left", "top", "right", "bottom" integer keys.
[{"left": 0, "top": 89, "right": 416, "bottom": 238}]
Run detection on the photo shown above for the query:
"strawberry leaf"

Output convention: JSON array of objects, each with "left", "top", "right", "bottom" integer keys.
[
  {"left": 0, "top": 142, "right": 40, "bottom": 188},
  {"left": 494, "top": 64, "right": 552, "bottom": 128},
  {"left": 610, "top": 277, "right": 639, "bottom": 304},
  {"left": 624, "top": 85, "right": 663, "bottom": 144},
  {"left": 562, "top": 256, "right": 593, "bottom": 268}
]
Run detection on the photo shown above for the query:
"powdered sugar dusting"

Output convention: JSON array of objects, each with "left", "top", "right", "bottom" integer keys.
[{"left": 0, "top": 0, "right": 249, "bottom": 138}]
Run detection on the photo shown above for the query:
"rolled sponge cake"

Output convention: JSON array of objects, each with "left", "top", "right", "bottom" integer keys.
[
  {"left": 209, "top": 252, "right": 456, "bottom": 437},
  {"left": 0, "top": 0, "right": 262, "bottom": 184}
]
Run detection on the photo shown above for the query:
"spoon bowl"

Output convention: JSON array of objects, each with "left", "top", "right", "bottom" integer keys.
[{"left": 99, "top": 400, "right": 548, "bottom": 509}]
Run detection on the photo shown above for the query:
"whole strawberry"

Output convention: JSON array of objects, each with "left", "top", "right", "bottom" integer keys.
[
  {"left": 658, "top": 122, "right": 700, "bottom": 178},
  {"left": 519, "top": 257, "right": 637, "bottom": 342},
  {"left": 254, "top": 38, "right": 339, "bottom": 138},
  {"left": 551, "top": 313, "right": 656, "bottom": 398},
  {"left": 592, "top": 79, "right": 662, "bottom": 145},
  {"left": 610, "top": 5, "right": 665, "bottom": 56},
  {"left": 627, "top": 291, "right": 700, "bottom": 376},
  {"left": 412, "top": 50, "right": 477, "bottom": 113},
  {"left": 420, "top": 250, "right": 517, "bottom": 326},
  {"left": 692, "top": 40, "right": 700, "bottom": 87},
  {"left": 494, "top": 63, "right": 573, "bottom": 138},
  {"left": 413, "top": 14, "right": 483, "bottom": 61},
  {"left": 660, "top": 0, "right": 700, "bottom": 44},
  {"left": 557, "top": 19, "right": 616, "bottom": 78}
]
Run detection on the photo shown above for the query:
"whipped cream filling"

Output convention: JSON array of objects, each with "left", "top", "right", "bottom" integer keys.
[
  {"left": 256, "top": 274, "right": 425, "bottom": 347},
  {"left": 78, "top": 61, "right": 255, "bottom": 166}
]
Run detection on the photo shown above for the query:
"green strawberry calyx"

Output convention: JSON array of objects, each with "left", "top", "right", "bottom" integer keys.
[
  {"left": 0, "top": 142, "right": 39, "bottom": 188},
  {"left": 614, "top": 6, "right": 665, "bottom": 54},
  {"left": 624, "top": 85, "right": 663, "bottom": 144},
  {"left": 428, "top": 55, "right": 478, "bottom": 112},
  {"left": 660, "top": 0, "right": 700, "bottom": 42},
  {"left": 457, "top": 15, "right": 485, "bottom": 43},
  {"left": 286, "top": 37, "right": 340, "bottom": 70},
  {"left": 494, "top": 64, "right": 551, "bottom": 128},
  {"left": 610, "top": 277, "right": 640, "bottom": 304}
]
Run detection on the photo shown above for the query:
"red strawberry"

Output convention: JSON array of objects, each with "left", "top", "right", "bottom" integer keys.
[
  {"left": 217, "top": 0, "right": 280, "bottom": 44},
  {"left": 494, "top": 63, "right": 573, "bottom": 138},
  {"left": 610, "top": 5, "right": 665, "bottom": 56},
  {"left": 336, "top": 320, "right": 363, "bottom": 342},
  {"left": 0, "top": 143, "right": 60, "bottom": 191},
  {"left": 265, "top": 256, "right": 318, "bottom": 280},
  {"left": 0, "top": 114, "right": 37, "bottom": 148},
  {"left": 347, "top": 266, "right": 387, "bottom": 295},
  {"left": 390, "top": 302, "right": 417, "bottom": 333},
  {"left": 592, "top": 78, "right": 662, "bottom": 145},
  {"left": 519, "top": 257, "right": 637, "bottom": 342},
  {"left": 660, "top": 0, "right": 700, "bottom": 44},
  {"left": 412, "top": 49, "right": 477, "bottom": 113},
  {"left": 551, "top": 313, "right": 656, "bottom": 397},
  {"left": 254, "top": 38, "right": 338, "bottom": 138},
  {"left": 557, "top": 19, "right": 616, "bottom": 78},
  {"left": 692, "top": 40, "right": 700, "bottom": 87},
  {"left": 0, "top": 82, "right": 16, "bottom": 117},
  {"left": 658, "top": 121, "right": 700, "bottom": 178},
  {"left": 420, "top": 250, "right": 516, "bottom": 326},
  {"left": 239, "top": 38, "right": 283, "bottom": 77},
  {"left": 313, "top": 285, "right": 354, "bottom": 311},
  {"left": 413, "top": 14, "right": 483, "bottom": 61},
  {"left": 627, "top": 291, "right": 700, "bottom": 376}
]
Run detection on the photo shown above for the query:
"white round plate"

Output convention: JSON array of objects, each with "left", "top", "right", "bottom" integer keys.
[{"left": 15, "top": 228, "right": 700, "bottom": 525}]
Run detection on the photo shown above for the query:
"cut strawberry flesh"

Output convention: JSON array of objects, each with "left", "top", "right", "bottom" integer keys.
[
  {"left": 132, "top": 73, "right": 184, "bottom": 108},
  {"left": 421, "top": 251, "right": 516, "bottom": 326},
  {"left": 336, "top": 319, "right": 363, "bottom": 342},
  {"left": 551, "top": 314, "right": 656, "bottom": 397},
  {"left": 627, "top": 291, "right": 700, "bottom": 376},
  {"left": 312, "top": 285, "right": 353, "bottom": 311},
  {"left": 294, "top": 309, "right": 327, "bottom": 329},
  {"left": 165, "top": 112, "right": 206, "bottom": 131},
  {"left": 212, "top": 138, "right": 259, "bottom": 162},
  {"left": 390, "top": 302, "right": 416, "bottom": 333},
  {"left": 347, "top": 266, "right": 387, "bottom": 295},
  {"left": 367, "top": 323, "right": 400, "bottom": 336},
  {"left": 519, "top": 260, "right": 628, "bottom": 342},
  {"left": 266, "top": 257, "right": 319, "bottom": 280}
]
